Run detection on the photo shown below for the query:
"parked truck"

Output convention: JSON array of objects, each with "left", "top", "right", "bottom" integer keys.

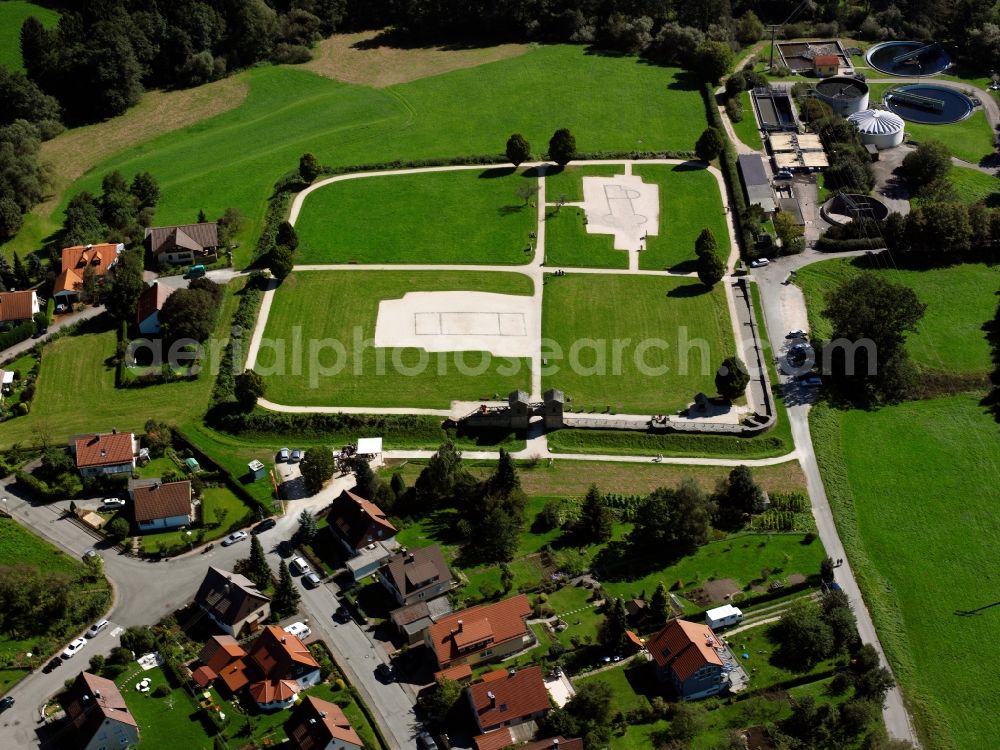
[{"left": 705, "top": 604, "right": 744, "bottom": 630}]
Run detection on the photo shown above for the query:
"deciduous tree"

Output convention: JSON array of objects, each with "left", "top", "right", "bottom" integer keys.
[
  {"left": 300, "top": 446, "right": 335, "bottom": 494},
  {"left": 505, "top": 133, "right": 531, "bottom": 165},
  {"left": 715, "top": 356, "right": 750, "bottom": 400},
  {"left": 234, "top": 369, "right": 266, "bottom": 411},
  {"left": 548, "top": 128, "right": 577, "bottom": 166},
  {"left": 695, "top": 126, "right": 725, "bottom": 162}
]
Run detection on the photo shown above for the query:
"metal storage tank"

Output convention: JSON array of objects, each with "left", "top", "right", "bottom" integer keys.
[
  {"left": 847, "top": 109, "right": 905, "bottom": 149},
  {"left": 814, "top": 76, "right": 870, "bottom": 116}
]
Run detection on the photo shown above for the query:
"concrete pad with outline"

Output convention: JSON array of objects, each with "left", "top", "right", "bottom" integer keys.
[
  {"left": 582, "top": 174, "right": 660, "bottom": 251},
  {"left": 374, "top": 291, "right": 537, "bottom": 358}
]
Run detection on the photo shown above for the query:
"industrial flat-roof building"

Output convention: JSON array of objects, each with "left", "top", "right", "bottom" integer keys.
[{"left": 736, "top": 154, "right": 777, "bottom": 215}]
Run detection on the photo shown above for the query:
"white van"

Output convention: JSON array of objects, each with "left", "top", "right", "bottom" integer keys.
[
  {"left": 283, "top": 621, "right": 311, "bottom": 639},
  {"left": 290, "top": 556, "right": 312, "bottom": 576}
]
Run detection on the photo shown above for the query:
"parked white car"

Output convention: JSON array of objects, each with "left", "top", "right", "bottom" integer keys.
[
  {"left": 750, "top": 258, "right": 770, "bottom": 268},
  {"left": 290, "top": 556, "right": 312, "bottom": 576},
  {"left": 62, "top": 638, "right": 87, "bottom": 659},
  {"left": 222, "top": 531, "right": 248, "bottom": 546}
]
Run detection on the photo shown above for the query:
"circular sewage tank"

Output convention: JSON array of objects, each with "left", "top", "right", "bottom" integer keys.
[
  {"left": 866, "top": 41, "right": 951, "bottom": 76},
  {"left": 883, "top": 84, "right": 974, "bottom": 124},
  {"left": 815, "top": 76, "right": 870, "bottom": 116},
  {"left": 822, "top": 194, "right": 890, "bottom": 226}
]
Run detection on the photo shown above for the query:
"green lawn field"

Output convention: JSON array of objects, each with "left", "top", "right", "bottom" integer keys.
[
  {"left": 257, "top": 270, "right": 533, "bottom": 408},
  {"left": 812, "top": 396, "right": 1000, "bottom": 750},
  {"left": 0, "top": 1, "right": 59, "bottom": 72},
  {"left": 541, "top": 273, "right": 734, "bottom": 413},
  {"left": 0, "top": 280, "right": 242, "bottom": 448},
  {"left": 294, "top": 168, "right": 537, "bottom": 264},
  {"left": 543, "top": 206, "right": 627, "bottom": 269},
  {"left": 55, "top": 46, "right": 703, "bottom": 266},
  {"left": 796, "top": 259, "right": 998, "bottom": 375},
  {"left": 545, "top": 164, "right": 622, "bottom": 202},
  {"left": 946, "top": 166, "right": 1000, "bottom": 205},
  {"left": 632, "top": 164, "right": 730, "bottom": 271}
]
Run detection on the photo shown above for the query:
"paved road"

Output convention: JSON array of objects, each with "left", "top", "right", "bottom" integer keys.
[
  {"left": 752, "top": 258, "right": 920, "bottom": 747},
  {"left": 0, "top": 471, "right": 422, "bottom": 749}
]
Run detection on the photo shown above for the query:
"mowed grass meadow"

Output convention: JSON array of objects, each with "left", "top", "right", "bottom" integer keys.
[
  {"left": 0, "top": 1, "right": 59, "bottom": 72},
  {"left": 257, "top": 270, "right": 533, "bottom": 408},
  {"left": 541, "top": 273, "right": 733, "bottom": 413},
  {"left": 797, "top": 259, "right": 999, "bottom": 375},
  {"left": 633, "top": 164, "right": 731, "bottom": 271},
  {"left": 543, "top": 206, "right": 627, "bottom": 269},
  {"left": 294, "top": 167, "right": 537, "bottom": 264},
  {"left": 812, "top": 397, "right": 1000, "bottom": 750},
  {"left": 57, "top": 46, "right": 705, "bottom": 266}
]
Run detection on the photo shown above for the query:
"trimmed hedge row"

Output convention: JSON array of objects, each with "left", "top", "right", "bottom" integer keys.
[
  {"left": 703, "top": 83, "right": 754, "bottom": 254},
  {"left": 211, "top": 276, "right": 265, "bottom": 405},
  {"left": 0, "top": 321, "right": 34, "bottom": 351},
  {"left": 814, "top": 236, "right": 884, "bottom": 252},
  {"left": 213, "top": 410, "right": 432, "bottom": 438}
]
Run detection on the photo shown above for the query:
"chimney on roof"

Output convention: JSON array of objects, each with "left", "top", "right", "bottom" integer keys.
[
  {"left": 112, "top": 428, "right": 117, "bottom": 434},
  {"left": 86, "top": 244, "right": 93, "bottom": 250},
  {"left": 319, "top": 711, "right": 327, "bottom": 718},
  {"left": 281, "top": 637, "right": 287, "bottom": 644},
  {"left": 406, "top": 552, "right": 415, "bottom": 563},
  {"left": 82, "top": 694, "right": 90, "bottom": 702},
  {"left": 308, "top": 718, "right": 316, "bottom": 725},
  {"left": 553, "top": 740, "right": 560, "bottom": 747},
  {"left": 457, "top": 619, "right": 463, "bottom": 631},
  {"left": 100, "top": 449, "right": 107, "bottom": 458},
  {"left": 508, "top": 668, "right": 516, "bottom": 677},
  {"left": 94, "top": 689, "right": 101, "bottom": 698},
  {"left": 487, "top": 690, "right": 496, "bottom": 706}
]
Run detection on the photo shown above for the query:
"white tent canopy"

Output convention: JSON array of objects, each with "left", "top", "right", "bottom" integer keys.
[{"left": 356, "top": 437, "right": 383, "bottom": 455}]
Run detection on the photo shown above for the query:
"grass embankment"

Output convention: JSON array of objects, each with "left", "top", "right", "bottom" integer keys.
[
  {"left": 796, "top": 259, "right": 998, "bottom": 377},
  {"left": 811, "top": 397, "right": 999, "bottom": 750},
  {"left": 731, "top": 90, "right": 764, "bottom": 150},
  {"left": 541, "top": 273, "right": 732, "bottom": 414},
  {"left": 946, "top": 166, "right": 1000, "bottom": 206},
  {"left": 633, "top": 164, "right": 731, "bottom": 271},
  {"left": 57, "top": 46, "right": 705, "bottom": 267},
  {"left": 258, "top": 270, "right": 533, "bottom": 408},
  {"left": 294, "top": 168, "right": 537, "bottom": 264},
  {"left": 0, "top": 1, "right": 59, "bottom": 72}
]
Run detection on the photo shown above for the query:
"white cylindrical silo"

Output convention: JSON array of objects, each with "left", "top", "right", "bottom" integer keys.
[{"left": 847, "top": 109, "right": 905, "bottom": 149}]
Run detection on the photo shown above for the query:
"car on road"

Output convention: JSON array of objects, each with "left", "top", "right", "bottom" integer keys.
[
  {"left": 86, "top": 619, "right": 109, "bottom": 638},
  {"left": 290, "top": 556, "right": 312, "bottom": 576},
  {"left": 0, "top": 696, "right": 13, "bottom": 711},
  {"left": 283, "top": 621, "right": 312, "bottom": 639},
  {"left": 416, "top": 730, "right": 439, "bottom": 750},
  {"left": 785, "top": 329, "right": 807, "bottom": 339},
  {"left": 333, "top": 606, "right": 351, "bottom": 624},
  {"left": 62, "top": 637, "right": 87, "bottom": 659},
  {"left": 750, "top": 258, "right": 770, "bottom": 268},
  {"left": 374, "top": 662, "right": 395, "bottom": 682},
  {"left": 222, "top": 531, "right": 248, "bottom": 546},
  {"left": 303, "top": 572, "right": 322, "bottom": 589},
  {"left": 42, "top": 658, "right": 62, "bottom": 673},
  {"left": 290, "top": 449, "right": 302, "bottom": 462},
  {"left": 800, "top": 376, "right": 823, "bottom": 387},
  {"left": 774, "top": 169, "right": 794, "bottom": 180},
  {"left": 252, "top": 518, "right": 276, "bottom": 535},
  {"left": 101, "top": 497, "right": 126, "bottom": 510},
  {"left": 277, "top": 540, "right": 293, "bottom": 558},
  {"left": 277, "top": 447, "right": 290, "bottom": 462}
]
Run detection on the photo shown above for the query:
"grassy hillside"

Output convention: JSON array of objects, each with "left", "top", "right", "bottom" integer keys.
[
  {"left": 812, "top": 397, "right": 999, "bottom": 750},
  {"left": 57, "top": 46, "right": 702, "bottom": 266},
  {"left": 796, "top": 259, "right": 999, "bottom": 376}
]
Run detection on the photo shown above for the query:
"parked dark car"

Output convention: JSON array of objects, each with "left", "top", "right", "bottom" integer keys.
[
  {"left": 0, "top": 696, "right": 13, "bottom": 711},
  {"left": 252, "top": 518, "right": 277, "bottom": 535},
  {"left": 333, "top": 606, "right": 351, "bottom": 624}
]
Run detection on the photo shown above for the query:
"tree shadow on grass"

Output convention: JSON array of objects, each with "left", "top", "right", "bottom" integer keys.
[
  {"left": 668, "top": 259, "right": 698, "bottom": 274},
  {"left": 666, "top": 282, "right": 712, "bottom": 297},
  {"left": 523, "top": 165, "right": 548, "bottom": 179},
  {"left": 671, "top": 161, "right": 709, "bottom": 173},
  {"left": 479, "top": 166, "right": 515, "bottom": 179},
  {"left": 498, "top": 204, "right": 529, "bottom": 216}
]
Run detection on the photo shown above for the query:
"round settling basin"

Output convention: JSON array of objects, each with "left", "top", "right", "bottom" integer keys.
[
  {"left": 884, "top": 84, "right": 974, "bottom": 124},
  {"left": 866, "top": 41, "right": 951, "bottom": 76}
]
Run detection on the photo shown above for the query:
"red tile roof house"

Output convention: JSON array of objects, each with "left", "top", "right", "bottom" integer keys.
[
  {"left": 194, "top": 566, "right": 271, "bottom": 638},
  {"left": 647, "top": 619, "right": 729, "bottom": 700},
  {"left": 425, "top": 594, "right": 535, "bottom": 670},
  {"left": 468, "top": 666, "right": 551, "bottom": 745},
  {"left": 378, "top": 544, "right": 456, "bottom": 607},
  {"left": 211, "top": 625, "right": 321, "bottom": 710},
  {"left": 328, "top": 489, "right": 398, "bottom": 581},
  {"left": 69, "top": 431, "right": 138, "bottom": 478},
  {"left": 0, "top": 289, "right": 40, "bottom": 327},
  {"left": 285, "top": 695, "right": 365, "bottom": 750},
  {"left": 128, "top": 478, "right": 194, "bottom": 531},
  {"left": 60, "top": 671, "right": 140, "bottom": 750},
  {"left": 52, "top": 243, "right": 123, "bottom": 303},
  {"left": 136, "top": 281, "right": 176, "bottom": 335},
  {"left": 813, "top": 54, "right": 841, "bottom": 76},
  {"left": 145, "top": 222, "right": 219, "bottom": 266}
]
